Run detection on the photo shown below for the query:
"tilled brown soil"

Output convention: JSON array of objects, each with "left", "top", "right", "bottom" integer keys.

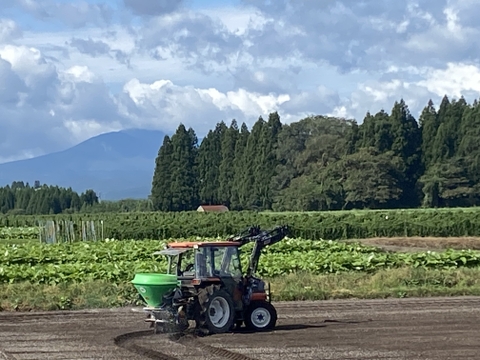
[
  {"left": 1, "top": 297, "right": 480, "bottom": 359},
  {"left": 350, "top": 236, "right": 480, "bottom": 252}
]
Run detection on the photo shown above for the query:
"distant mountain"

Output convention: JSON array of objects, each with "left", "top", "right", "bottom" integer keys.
[{"left": 0, "top": 128, "right": 168, "bottom": 200}]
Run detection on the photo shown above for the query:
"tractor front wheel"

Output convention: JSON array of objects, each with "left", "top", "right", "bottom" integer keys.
[
  {"left": 201, "top": 288, "right": 236, "bottom": 334},
  {"left": 244, "top": 301, "right": 277, "bottom": 331}
]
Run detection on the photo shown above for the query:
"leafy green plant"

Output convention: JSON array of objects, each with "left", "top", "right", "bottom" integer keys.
[
  {"left": 2, "top": 237, "right": 480, "bottom": 285},
  {"left": 0, "top": 227, "right": 39, "bottom": 240}
]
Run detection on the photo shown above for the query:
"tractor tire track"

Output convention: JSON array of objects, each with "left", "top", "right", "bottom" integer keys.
[
  {"left": 114, "top": 330, "right": 259, "bottom": 360},
  {"left": 176, "top": 334, "right": 258, "bottom": 360},
  {"left": 114, "top": 330, "right": 181, "bottom": 360}
]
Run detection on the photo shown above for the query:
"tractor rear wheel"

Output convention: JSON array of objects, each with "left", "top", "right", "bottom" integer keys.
[
  {"left": 244, "top": 301, "right": 277, "bottom": 331},
  {"left": 196, "top": 287, "right": 235, "bottom": 334}
]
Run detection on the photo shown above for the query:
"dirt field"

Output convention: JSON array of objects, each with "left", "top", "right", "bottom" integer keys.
[
  {"left": 1, "top": 296, "right": 480, "bottom": 360},
  {"left": 348, "top": 236, "right": 480, "bottom": 252}
]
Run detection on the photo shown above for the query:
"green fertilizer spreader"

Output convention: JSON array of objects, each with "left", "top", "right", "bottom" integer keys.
[{"left": 131, "top": 273, "right": 179, "bottom": 308}]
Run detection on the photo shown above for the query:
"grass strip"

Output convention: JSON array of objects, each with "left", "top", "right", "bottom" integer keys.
[
  {"left": 270, "top": 267, "right": 480, "bottom": 301},
  {"left": 2, "top": 267, "right": 480, "bottom": 311}
]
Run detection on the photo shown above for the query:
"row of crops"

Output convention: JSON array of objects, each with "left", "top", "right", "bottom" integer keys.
[
  {"left": 1, "top": 238, "right": 480, "bottom": 284},
  {"left": 0, "top": 227, "right": 38, "bottom": 239},
  {"left": 2, "top": 208, "right": 480, "bottom": 240}
]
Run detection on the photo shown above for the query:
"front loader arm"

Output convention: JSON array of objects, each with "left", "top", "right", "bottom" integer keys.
[{"left": 228, "top": 225, "right": 289, "bottom": 277}]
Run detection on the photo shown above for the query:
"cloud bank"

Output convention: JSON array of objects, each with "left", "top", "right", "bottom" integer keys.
[{"left": 0, "top": 0, "right": 479, "bottom": 162}]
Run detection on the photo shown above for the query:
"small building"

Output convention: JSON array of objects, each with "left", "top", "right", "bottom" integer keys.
[{"left": 197, "top": 205, "right": 229, "bottom": 213}]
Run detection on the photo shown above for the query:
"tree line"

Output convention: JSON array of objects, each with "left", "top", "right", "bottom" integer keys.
[
  {"left": 151, "top": 95, "right": 480, "bottom": 211},
  {"left": 0, "top": 181, "right": 99, "bottom": 214}
]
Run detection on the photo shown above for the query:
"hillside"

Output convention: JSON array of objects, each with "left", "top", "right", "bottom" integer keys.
[{"left": 0, "top": 129, "right": 166, "bottom": 200}]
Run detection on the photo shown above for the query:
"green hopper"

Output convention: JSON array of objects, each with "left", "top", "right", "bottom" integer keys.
[{"left": 131, "top": 273, "right": 180, "bottom": 308}]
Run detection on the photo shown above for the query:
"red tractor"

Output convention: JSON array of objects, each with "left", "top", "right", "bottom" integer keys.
[{"left": 132, "top": 225, "right": 289, "bottom": 335}]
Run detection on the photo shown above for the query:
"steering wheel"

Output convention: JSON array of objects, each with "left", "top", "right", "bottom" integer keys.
[{"left": 184, "top": 263, "right": 194, "bottom": 272}]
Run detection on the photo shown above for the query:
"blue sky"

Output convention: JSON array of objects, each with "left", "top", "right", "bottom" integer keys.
[{"left": 1, "top": 0, "right": 480, "bottom": 163}]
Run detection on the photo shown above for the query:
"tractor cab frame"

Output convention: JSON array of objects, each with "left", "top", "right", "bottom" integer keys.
[{"left": 160, "top": 241, "right": 244, "bottom": 283}]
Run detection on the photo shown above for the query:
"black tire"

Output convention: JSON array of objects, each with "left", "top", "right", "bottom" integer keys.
[
  {"left": 196, "top": 287, "right": 235, "bottom": 334},
  {"left": 244, "top": 301, "right": 277, "bottom": 331}
]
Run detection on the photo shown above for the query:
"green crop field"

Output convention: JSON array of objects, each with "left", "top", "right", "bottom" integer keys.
[
  {"left": 0, "top": 226, "right": 39, "bottom": 245},
  {"left": 2, "top": 237, "right": 480, "bottom": 284},
  {"left": 2, "top": 234, "right": 480, "bottom": 310},
  {"left": 0, "top": 239, "right": 480, "bottom": 284},
  {"left": 2, "top": 207, "right": 480, "bottom": 311},
  {"left": 1, "top": 207, "right": 480, "bottom": 241},
  {"left": 0, "top": 226, "right": 39, "bottom": 239}
]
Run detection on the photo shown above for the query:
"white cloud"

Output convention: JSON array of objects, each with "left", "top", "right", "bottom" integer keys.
[
  {"left": 363, "top": 80, "right": 405, "bottom": 103},
  {"left": 120, "top": 78, "right": 291, "bottom": 132},
  {"left": 63, "top": 65, "right": 96, "bottom": 83},
  {"left": 0, "top": 45, "right": 43, "bottom": 73},
  {"left": 122, "top": 78, "right": 172, "bottom": 107},
  {"left": 0, "top": 57, "right": 26, "bottom": 104},
  {"left": 0, "top": 0, "right": 480, "bottom": 163},
  {"left": 328, "top": 106, "right": 354, "bottom": 119},
  {"left": 417, "top": 63, "right": 480, "bottom": 98},
  {"left": 342, "top": 75, "right": 457, "bottom": 123},
  {"left": 241, "top": 0, "right": 480, "bottom": 72},
  {"left": 136, "top": 10, "right": 243, "bottom": 74},
  {"left": 69, "top": 37, "right": 111, "bottom": 57},
  {"left": 63, "top": 119, "right": 122, "bottom": 143},
  {"left": 201, "top": 88, "right": 290, "bottom": 117},
  {"left": 0, "top": 44, "right": 59, "bottom": 107},
  {"left": 0, "top": 19, "right": 22, "bottom": 43},
  {"left": 0, "top": 44, "right": 126, "bottom": 161},
  {"left": 199, "top": 6, "right": 268, "bottom": 36}
]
